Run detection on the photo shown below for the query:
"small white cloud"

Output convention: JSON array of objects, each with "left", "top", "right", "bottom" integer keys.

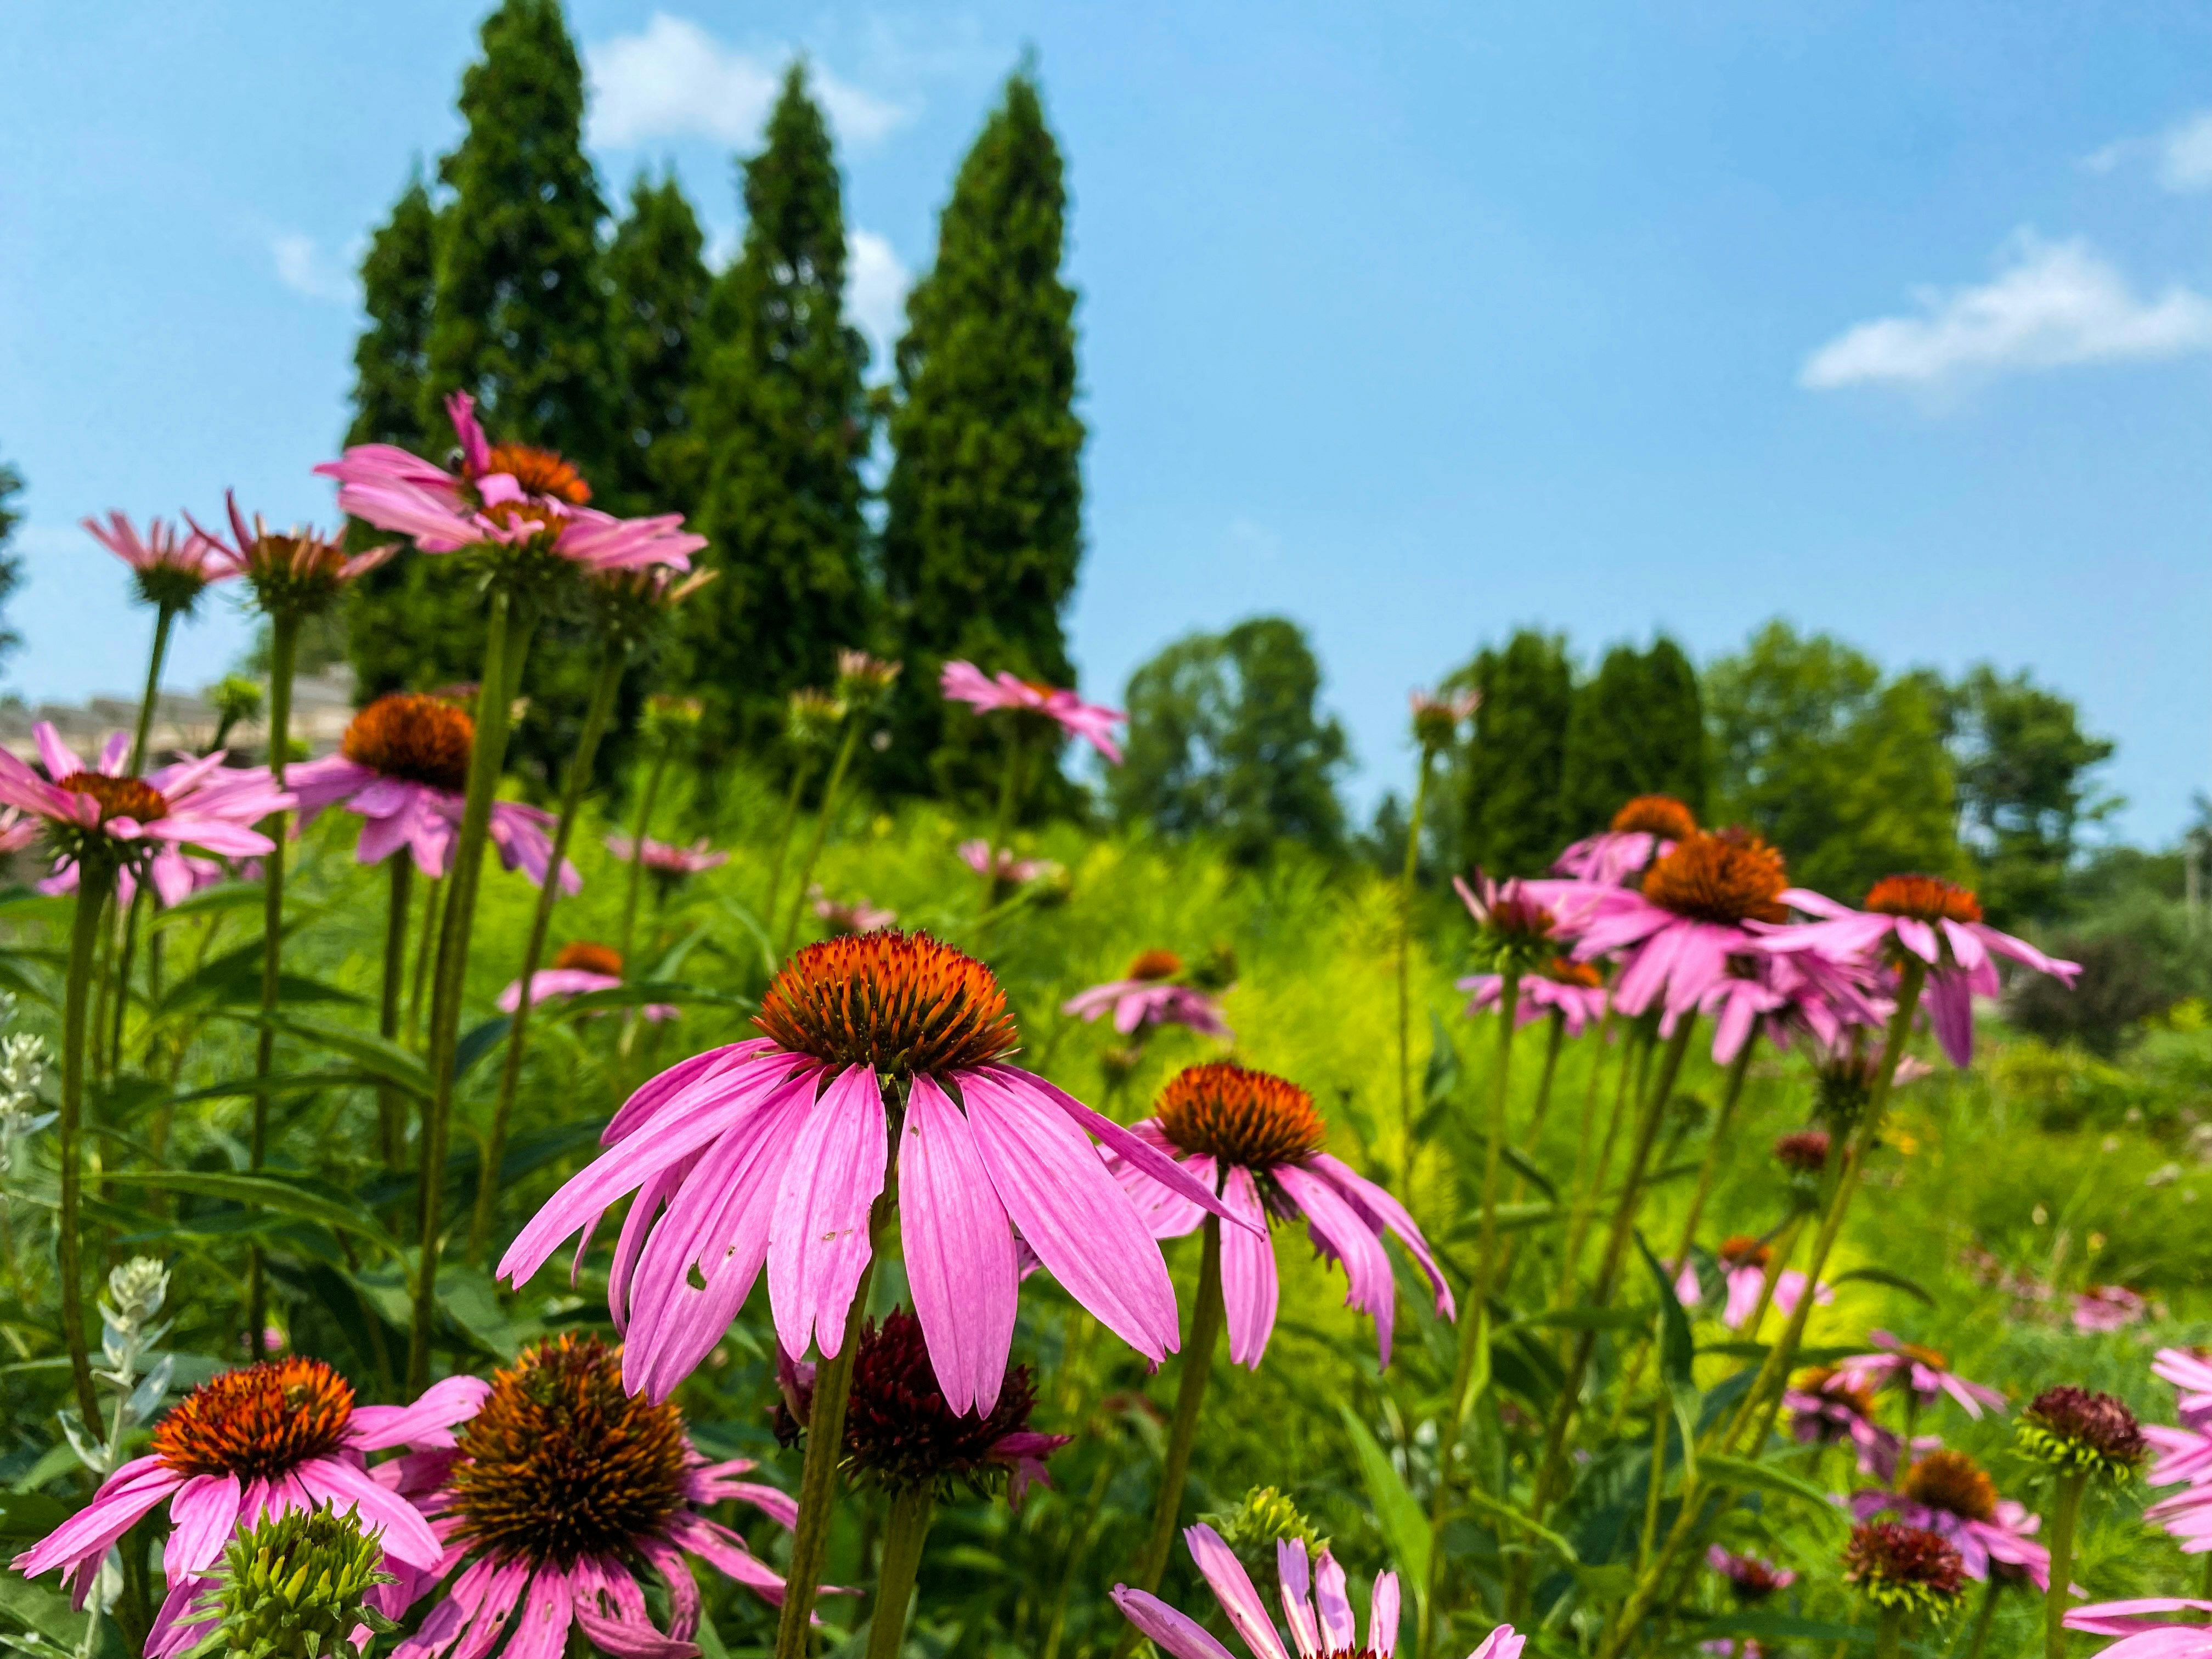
[
  {"left": 2082, "top": 110, "right": 2212, "bottom": 192},
  {"left": 846, "top": 229, "right": 910, "bottom": 370},
  {"left": 1799, "top": 230, "right": 2212, "bottom": 391},
  {"left": 269, "top": 233, "right": 354, "bottom": 304},
  {"left": 586, "top": 14, "right": 905, "bottom": 150}
]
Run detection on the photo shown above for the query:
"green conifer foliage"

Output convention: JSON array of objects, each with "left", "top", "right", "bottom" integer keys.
[
  {"left": 684, "top": 66, "right": 873, "bottom": 761},
  {"left": 881, "top": 73, "right": 1085, "bottom": 801},
  {"left": 0, "top": 452, "right": 21, "bottom": 675},
  {"left": 1559, "top": 636, "right": 1708, "bottom": 835},
  {"left": 1459, "top": 630, "right": 1575, "bottom": 877},
  {"left": 604, "top": 171, "right": 711, "bottom": 520}
]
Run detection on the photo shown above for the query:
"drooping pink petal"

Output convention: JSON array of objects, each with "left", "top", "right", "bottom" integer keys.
[
  {"left": 1924, "top": 974, "right": 1977, "bottom": 1067},
  {"left": 766, "top": 1065, "right": 888, "bottom": 1361},
  {"left": 1111, "top": 1587, "right": 1240, "bottom": 1659},
  {"left": 347, "top": 1374, "right": 493, "bottom": 1451},
  {"left": 162, "top": 1472, "right": 242, "bottom": 1580},
  {"left": 1304, "top": 1153, "right": 1453, "bottom": 1321},
  {"left": 1277, "top": 1538, "right": 1322, "bottom": 1659},
  {"left": 1275, "top": 1162, "right": 1398, "bottom": 1365},
  {"left": 295, "top": 1455, "right": 444, "bottom": 1569},
  {"left": 998, "top": 1066, "right": 1257, "bottom": 1234},
  {"left": 664, "top": 1513, "right": 791, "bottom": 1606},
  {"left": 9, "top": 1458, "right": 183, "bottom": 1581},
  {"left": 898, "top": 1073, "right": 1019, "bottom": 1415},
  {"left": 1185, "top": 1523, "right": 1290, "bottom": 1659},
  {"left": 1219, "top": 1164, "right": 1280, "bottom": 1369}
]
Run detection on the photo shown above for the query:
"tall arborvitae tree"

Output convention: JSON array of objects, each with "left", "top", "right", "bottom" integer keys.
[
  {"left": 0, "top": 450, "right": 22, "bottom": 677},
  {"left": 1559, "top": 636, "right": 1708, "bottom": 834},
  {"left": 684, "top": 66, "right": 872, "bottom": 761},
  {"left": 604, "top": 171, "right": 711, "bottom": 520},
  {"left": 880, "top": 72, "right": 1084, "bottom": 801},
  {"left": 1458, "top": 630, "right": 1575, "bottom": 877}
]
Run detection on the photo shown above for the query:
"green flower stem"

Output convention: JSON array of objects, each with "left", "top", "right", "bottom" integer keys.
[
  {"left": 377, "top": 856, "right": 414, "bottom": 1169},
  {"left": 246, "top": 610, "right": 299, "bottom": 1364},
  {"left": 408, "top": 876, "right": 443, "bottom": 1049},
  {"left": 865, "top": 1485, "right": 938, "bottom": 1659},
  {"left": 58, "top": 857, "right": 114, "bottom": 1426},
  {"left": 1735, "top": 1215, "right": 1805, "bottom": 1345},
  {"left": 108, "top": 884, "right": 148, "bottom": 1076},
  {"left": 128, "top": 604, "right": 176, "bottom": 776},
  {"left": 614, "top": 724, "right": 674, "bottom": 1056},
  {"left": 2044, "top": 1470, "right": 2087, "bottom": 1659},
  {"left": 1530, "top": 1017, "right": 1696, "bottom": 1523},
  {"left": 1961, "top": 1581, "right": 2000, "bottom": 1659},
  {"left": 1494, "top": 1008, "right": 1570, "bottom": 1297},
  {"left": 781, "top": 715, "right": 864, "bottom": 957},
  {"left": 1395, "top": 751, "right": 1431, "bottom": 1161},
  {"left": 1670, "top": 1039, "right": 1757, "bottom": 1268},
  {"left": 1637, "top": 1397, "right": 1669, "bottom": 1571},
  {"left": 774, "top": 1198, "right": 889, "bottom": 1659},
  {"left": 407, "top": 591, "right": 521, "bottom": 1392},
  {"left": 1875, "top": 1607, "right": 1904, "bottom": 1659},
  {"left": 760, "top": 757, "right": 815, "bottom": 931},
  {"left": 467, "top": 644, "right": 625, "bottom": 1265},
  {"left": 1554, "top": 1017, "right": 1632, "bottom": 1323},
  {"left": 1114, "top": 1215, "right": 1226, "bottom": 1659}
]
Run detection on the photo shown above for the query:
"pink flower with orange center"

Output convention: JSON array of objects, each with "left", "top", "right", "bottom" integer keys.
[{"left": 940, "top": 659, "right": 1126, "bottom": 763}]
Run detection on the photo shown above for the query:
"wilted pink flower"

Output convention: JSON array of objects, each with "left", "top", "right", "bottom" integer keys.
[
  {"left": 10, "top": 1359, "right": 481, "bottom": 1639},
  {"left": 1107, "top": 1062, "right": 1451, "bottom": 1368},
  {"left": 498, "top": 941, "right": 676, "bottom": 1023},
  {"left": 499, "top": 933, "right": 1250, "bottom": 1412},
  {"left": 1112, "top": 1522, "right": 1522, "bottom": 1659},
  {"left": 1063, "top": 949, "right": 1232, "bottom": 1039},
  {"left": 1459, "top": 957, "right": 1608, "bottom": 1036},
  {"left": 1835, "top": 1331, "right": 2006, "bottom": 1420},
  {"left": 0, "top": 727, "right": 284, "bottom": 882},
  {"left": 1760, "top": 875, "right": 2079, "bottom": 1065},
  {"left": 1410, "top": 686, "right": 1479, "bottom": 750},
  {"left": 810, "top": 886, "right": 897, "bottom": 935},
  {"left": 2141, "top": 1351, "right": 2212, "bottom": 1553},
  {"left": 940, "top": 659, "right": 1126, "bottom": 763},
  {"left": 2074, "top": 1285, "right": 2148, "bottom": 1334},
  {"left": 1554, "top": 795, "right": 1699, "bottom": 886},
  {"left": 289, "top": 693, "right": 576, "bottom": 891}
]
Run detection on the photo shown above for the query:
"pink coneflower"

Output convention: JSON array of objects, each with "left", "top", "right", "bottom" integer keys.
[
  {"left": 0, "top": 725, "right": 285, "bottom": 877},
  {"left": 499, "top": 932, "right": 1248, "bottom": 1410},
  {"left": 1554, "top": 794, "right": 1699, "bottom": 887},
  {"left": 940, "top": 659, "right": 1126, "bottom": 764},
  {"left": 2074, "top": 1285, "right": 2148, "bottom": 1334},
  {"left": 2062, "top": 1599, "right": 2212, "bottom": 1656},
  {"left": 960, "top": 838, "right": 1061, "bottom": 889},
  {"left": 1063, "top": 949, "right": 1233, "bottom": 1039},
  {"left": 10, "top": 1357, "right": 481, "bottom": 1634},
  {"left": 317, "top": 392, "right": 591, "bottom": 510},
  {"left": 289, "top": 693, "right": 577, "bottom": 891},
  {"left": 809, "top": 886, "right": 897, "bottom": 935},
  {"left": 84, "top": 512, "right": 238, "bottom": 611},
  {"left": 1707, "top": 1545, "right": 1796, "bottom": 1600},
  {"left": 1787, "top": 1367, "right": 1912, "bottom": 1479},
  {"left": 1460, "top": 957, "right": 1608, "bottom": 1036},
  {"left": 187, "top": 493, "right": 397, "bottom": 611},
  {"left": 1697, "top": 950, "right": 1886, "bottom": 1066},
  {"left": 385, "top": 1335, "right": 794, "bottom": 1653},
  {"left": 1760, "top": 875, "right": 2080, "bottom": 1065},
  {"left": 1112, "top": 1522, "right": 1522, "bottom": 1659},
  {"left": 2141, "top": 1352, "right": 2212, "bottom": 1553},
  {"left": 606, "top": 832, "right": 727, "bottom": 877},
  {"left": 40, "top": 837, "right": 230, "bottom": 912},
  {"left": 498, "top": 941, "right": 677, "bottom": 1023},
  {"left": 1106, "top": 1062, "right": 1451, "bottom": 1367},
  {"left": 1675, "top": 1237, "right": 1831, "bottom": 1330},
  {"left": 1852, "top": 1451, "right": 2051, "bottom": 1588},
  {"left": 1409, "top": 686, "right": 1479, "bottom": 751},
  {"left": 1560, "top": 829, "right": 1815, "bottom": 1025},
  {"left": 1835, "top": 1331, "right": 2007, "bottom": 1420}
]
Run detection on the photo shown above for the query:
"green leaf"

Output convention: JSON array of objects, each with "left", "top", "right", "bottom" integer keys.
[
  {"left": 0, "top": 1493, "right": 78, "bottom": 1539},
  {"left": 0, "top": 956, "right": 53, "bottom": 1007},
  {"left": 1504, "top": 1305, "right": 1649, "bottom": 1334},
  {"left": 1699, "top": 1453, "right": 1850, "bottom": 1537},
  {"left": 549, "top": 981, "right": 756, "bottom": 1019},
  {"left": 168, "top": 1069, "right": 396, "bottom": 1105},
  {"left": 1690, "top": 1612, "right": 1877, "bottom": 1646},
  {"left": 1635, "top": 1232, "right": 1699, "bottom": 1485},
  {"left": 453, "top": 1015, "right": 512, "bottom": 1081},
  {"left": 1830, "top": 1266, "right": 1938, "bottom": 1307},
  {"left": 148, "top": 879, "right": 267, "bottom": 929},
  {"left": 1339, "top": 1406, "right": 1433, "bottom": 1600},
  {"left": 1453, "top": 1480, "right": 1579, "bottom": 1564},
  {"left": 241, "top": 1014, "right": 430, "bottom": 1098},
  {"left": 1423, "top": 1009, "right": 1460, "bottom": 1108},
  {"left": 1697, "top": 1341, "right": 1861, "bottom": 1364},
  {"left": 644, "top": 922, "right": 714, "bottom": 983},
  {"left": 100, "top": 1169, "right": 401, "bottom": 1255}
]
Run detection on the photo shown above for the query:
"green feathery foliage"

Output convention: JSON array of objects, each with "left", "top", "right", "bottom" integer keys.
[
  {"left": 683, "top": 65, "right": 873, "bottom": 767},
  {"left": 881, "top": 72, "right": 1085, "bottom": 803}
]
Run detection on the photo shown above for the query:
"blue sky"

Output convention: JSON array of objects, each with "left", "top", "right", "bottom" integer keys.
[{"left": 5, "top": 3, "right": 2210, "bottom": 842}]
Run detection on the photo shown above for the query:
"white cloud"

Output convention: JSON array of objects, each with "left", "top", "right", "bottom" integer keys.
[
  {"left": 2083, "top": 110, "right": 2212, "bottom": 192},
  {"left": 846, "top": 229, "right": 910, "bottom": 371},
  {"left": 1799, "top": 231, "right": 2212, "bottom": 391},
  {"left": 585, "top": 14, "right": 905, "bottom": 150},
  {"left": 269, "top": 233, "right": 354, "bottom": 304}
]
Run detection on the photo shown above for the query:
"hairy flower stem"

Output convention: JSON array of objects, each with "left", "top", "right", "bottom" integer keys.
[
  {"left": 128, "top": 605, "right": 176, "bottom": 776},
  {"left": 866, "top": 1485, "right": 937, "bottom": 1659},
  {"left": 774, "top": 1200, "right": 889, "bottom": 1659},
  {"left": 408, "top": 592, "right": 521, "bottom": 1392},
  {"left": 614, "top": 726, "right": 675, "bottom": 1051},
  {"left": 1115, "top": 1216, "right": 1226, "bottom": 1659},
  {"left": 1395, "top": 751, "right": 1431, "bottom": 1164},
  {"left": 108, "top": 885, "right": 148, "bottom": 1076},
  {"left": 760, "top": 757, "right": 815, "bottom": 929},
  {"left": 781, "top": 715, "right": 864, "bottom": 956},
  {"left": 377, "top": 856, "right": 414, "bottom": 1169},
  {"left": 467, "top": 645, "right": 624, "bottom": 1265},
  {"left": 58, "top": 859, "right": 113, "bottom": 1426},
  {"left": 408, "top": 876, "right": 442, "bottom": 1048},
  {"left": 1529, "top": 1018, "right": 1696, "bottom": 1527},
  {"left": 2044, "top": 1470, "right": 2087, "bottom": 1659},
  {"left": 246, "top": 610, "right": 298, "bottom": 1364}
]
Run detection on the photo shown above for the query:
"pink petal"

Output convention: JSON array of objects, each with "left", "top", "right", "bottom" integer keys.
[
  {"left": 899, "top": 1073, "right": 1019, "bottom": 1415},
  {"left": 1312, "top": 1550, "right": 1355, "bottom": 1650},
  {"left": 347, "top": 1373, "right": 492, "bottom": 1451},
  {"left": 162, "top": 1473, "right": 242, "bottom": 1580},
  {"left": 1185, "top": 1523, "right": 1289, "bottom": 1659},
  {"left": 1111, "top": 1587, "right": 1240, "bottom": 1659},
  {"left": 1219, "top": 1165, "right": 1280, "bottom": 1369},
  {"left": 1278, "top": 1538, "right": 1322, "bottom": 1658},
  {"left": 997, "top": 1066, "right": 1257, "bottom": 1234},
  {"left": 295, "top": 1456, "right": 443, "bottom": 1569},
  {"left": 767, "top": 1065, "right": 889, "bottom": 1361},
  {"left": 1369, "top": 1573, "right": 1401, "bottom": 1659},
  {"left": 1276, "top": 1163, "right": 1397, "bottom": 1366}
]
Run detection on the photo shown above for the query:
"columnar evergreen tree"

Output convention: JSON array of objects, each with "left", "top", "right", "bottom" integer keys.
[
  {"left": 1558, "top": 635, "right": 1708, "bottom": 834},
  {"left": 880, "top": 72, "right": 1084, "bottom": 802},
  {"left": 0, "top": 450, "right": 22, "bottom": 676},
  {"left": 604, "top": 171, "right": 711, "bottom": 520},
  {"left": 684, "top": 66, "right": 873, "bottom": 761},
  {"left": 1458, "top": 630, "right": 1574, "bottom": 877}
]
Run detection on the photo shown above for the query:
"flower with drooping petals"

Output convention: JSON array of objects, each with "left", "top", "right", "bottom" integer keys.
[
  {"left": 810, "top": 886, "right": 897, "bottom": 935},
  {"left": 1760, "top": 874, "right": 2080, "bottom": 1065},
  {"left": 1787, "top": 1367, "right": 1912, "bottom": 1479},
  {"left": 84, "top": 511, "right": 236, "bottom": 613},
  {"left": 2143, "top": 1352, "right": 2212, "bottom": 1555},
  {"left": 1106, "top": 1062, "right": 1452, "bottom": 1368},
  {"left": 498, "top": 941, "right": 677, "bottom": 1023},
  {"left": 606, "top": 832, "right": 727, "bottom": 906},
  {"left": 1063, "top": 949, "right": 1234, "bottom": 1039},
  {"left": 1460, "top": 955, "right": 1608, "bottom": 1036},
  {"left": 2074, "top": 1285, "right": 2148, "bottom": 1334},
  {"left": 9, "top": 1357, "right": 482, "bottom": 1645},
  {"left": 384, "top": 1334, "right": 795, "bottom": 1655},
  {"left": 940, "top": 659, "right": 1126, "bottom": 763},
  {"left": 1837, "top": 1331, "right": 2006, "bottom": 1420},
  {"left": 1676, "top": 1236, "right": 1831, "bottom": 1331},
  {"left": 499, "top": 930, "right": 1253, "bottom": 1409},
  {"left": 777, "top": 1307, "right": 1069, "bottom": 1503},
  {"left": 836, "top": 650, "right": 902, "bottom": 706},
  {"left": 2063, "top": 1599, "right": 2212, "bottom": 1657},
  {"left": 1112, "top": 1521, "right": 1522, "bottom": 1659},
  {"left": 188, "top": 492, "right": 396, "bottom": 618},
  {"left": 1707, "top": 1545, "right": 1795, "bottom": 1601},
  {"left": 288, "top": 693, "right": 577, "bottom": 891},
  {"left": 1454, "top": 871, "right": 1574, "bottom": 979},
  {"left": 960, "top": 837, "right": 1065, "bottom": 896},
  {"left": 1842, "top": 1520, "right": 1965, "bottom": 1618},
  {"left": 1853, "top": 1450, "right": 2050, "bottom": 1589},
  {"left": 1554, "top": 794, "right": 1699, "bottom": 886}
]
